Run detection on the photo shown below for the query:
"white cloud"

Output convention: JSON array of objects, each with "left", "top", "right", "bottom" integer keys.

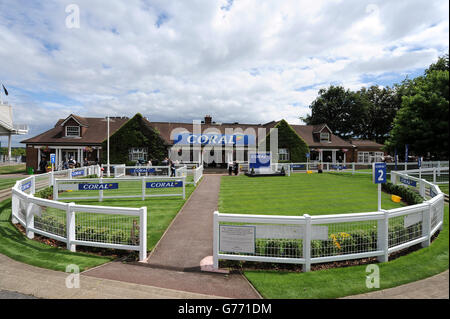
[{"left": 0, "top": 0, "right": 448, "bottom": 146}]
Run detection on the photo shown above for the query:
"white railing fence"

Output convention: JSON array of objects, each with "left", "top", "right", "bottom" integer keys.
[
  {"left": 213, "top": 169, "right": 445, "bottom": 271},
  {"left": 122, "top": 166, "right": 171, "bottom": 177},
  {"left": 11, "top": 165, "right": 147, "bottom": 261},
  {"left": 53, "top": 176, "right": 186, "bottom": 201},
  {"left": 193, "top": 165, "right": 204, "bottom": 186}
]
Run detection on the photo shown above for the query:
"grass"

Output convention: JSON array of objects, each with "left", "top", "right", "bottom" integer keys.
[
  {"left": 55, "top": 178, "right": 196, "bottom": 250},
  {"left": 244, "top": 205, "right": 449, "bottom": 299},
  {"left": 0, "top": 164, "right": 26, "bottom": 175},
  {"left": 0, "top": 198, "right": 112, "bottom": 272},
  {"left": 0, "top": 177, "right": 197, "bottom": 272},
  {"left": 219, "top": 172, "right": 405, "bottom": 216},
  {"left": 219, "top": 172, "right": 448, "bottom": 298},
  {"left": 438, "top": 183, "right": 449, "bottom": 195},
  {"left": 0, "top": 178, "right": 21, "bottom": 191}
]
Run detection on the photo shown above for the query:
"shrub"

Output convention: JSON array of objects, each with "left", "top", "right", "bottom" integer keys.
[
  {"left": 35, "top": 186, "right": 53, "bottom": 200},
  {"left": 281, "top": 240, "right": 301, "bottom": 258},
  {"left": 382, "top": 182, "right": 423, "bottom": 205}
]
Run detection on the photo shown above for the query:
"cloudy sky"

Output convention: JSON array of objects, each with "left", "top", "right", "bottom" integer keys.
[{"left": 0, "top": 0, "right": 448, "bottom": 146}]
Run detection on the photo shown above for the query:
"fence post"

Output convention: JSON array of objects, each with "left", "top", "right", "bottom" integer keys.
[
  {"left": 66, "top": 202, "right": 76, "bottom": 252},
  {"left": 182, "top": 176, "right": 186, "bottom": 200},
  {"left": 53, "top": 180, "right": 58, "bottom": 201},
  {"left": 142, "top": 177, "right": 146, "bottom": 201},
  {"left": 139, "top": 206, "right": 147, "bottom": 261},
  {"left": 25, "top": 201, "right": 34, "bottom": 239},
  {"left": 421, "top": 203, "right": 432, "bottom": 248},
  {"left": 352, "top": 162, "right": 355, "bottom": 175},
  {"left": 99, "top": 176, "right": 103, "bottom": 202},
  {"left": 50, "top": 171, "right": 54, "bottom": 187},
  {"left": 377, "top": 210, "right": 389, "bottom": 262},
  {"left": 69, "top": 169, "right": 73, "bottom": 179},
  {"left": 31, "top": 175, "right": 36, "bottom": 195},
  {"left": 433, "top": 168, "right": 436, "bottom": 183},
  {"left": 303, "top": 214, "right": 311, "bottom": 272},
  {"left": 11, "top": 193, "right": 19, "bottom": 224},
  {"left": 213, "top": 211, "right": 219, "bottom": 269},
  {"left": 84, "top": 166, "right": 87, "bottom": 177}
]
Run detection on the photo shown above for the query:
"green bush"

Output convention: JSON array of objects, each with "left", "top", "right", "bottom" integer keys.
[
  {"left": 281, "top": 240, "right": 301, "bottom": 257},
  {"left": 382, "top": 182, "right": 423, "bottom": 205},
  {"left": 35, "top": 186, "right": 53, "bottom": 199}
]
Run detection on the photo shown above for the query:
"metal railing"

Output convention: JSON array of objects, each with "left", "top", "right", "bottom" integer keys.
[{"left": 213, "top": 169, "right": 445, "bottom": 271}]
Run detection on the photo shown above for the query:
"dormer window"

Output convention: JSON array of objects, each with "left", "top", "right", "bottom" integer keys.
[
  {"left": 66, "top": 126, "right": 80, "bottom": 137},
  {"left": 320, "top": 132, "right": 330, "bottom": 142}
]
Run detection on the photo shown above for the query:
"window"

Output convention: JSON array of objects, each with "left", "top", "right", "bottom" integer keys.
[
  {"left": 320, "top": 132, "right": 330, "bottom": 142},
  {"left": 66, "top": 126, "right": 80, "bottom": 137},
  {"left": 358, "top": 151, "right": 384, "bottom": 163},
  {"left": 279, "top": 148, "right": 289, "bottom": 161},
  {"left": 129, "top": 147, "right": 148, "bottom": 162}
]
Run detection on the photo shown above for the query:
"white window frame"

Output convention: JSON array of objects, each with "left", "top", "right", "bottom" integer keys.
[
  {"left": 129, "top": 147, "right": 148, "bottom": 162},
  {"left": 279, "top": 148, "right": 290, "bottom": 161},
  {"left": 66, "top": 126, "right": 80, "bottom": 137},
  {"left": 320, "top": 132, "right": 330, "bottom": 142}
]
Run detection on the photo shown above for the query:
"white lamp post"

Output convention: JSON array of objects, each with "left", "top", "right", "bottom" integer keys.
[{"left": 102, "top": 116, "right": 115, "bottom": 177}]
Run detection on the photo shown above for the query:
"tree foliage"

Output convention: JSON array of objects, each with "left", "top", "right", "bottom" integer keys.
[
  {"left": 101, "top": 113, "right": 168, "bottom": 164},
  {"left": 263, "top": 119, "right": 310, "bottom": 162},
  {"left": 386, "top": 68, "right": 449, "bottom": 159}
]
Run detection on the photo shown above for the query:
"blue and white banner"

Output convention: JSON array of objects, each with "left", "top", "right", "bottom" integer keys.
[
  {"left": 399, "top": 177, "right": 417, "bottom": 187},
  {"left": 291, "top": 164, "right": 306, "bottom": 169},
  {"left": 146, "top": 181, "right": 183, "bottom": 188},
  {"left": 21, "top": 181, "right": 32, "bottom": 191},
  {"left": 78, "top": 183, "right": 119, "bottom": 190},
  {"left": 72, "top": 170, "right": 84, "bottom": 177},
  {"left": 130, "top": 168, "right": 156, "bottom": 174},
  {"left": 249, "top": 152, "right": 271, "bottom": 169},
  {"left": 174, "top": 133, "right": 255, "bottom": 146}
]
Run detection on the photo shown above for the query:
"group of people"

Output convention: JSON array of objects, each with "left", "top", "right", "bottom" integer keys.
[{"left": 227, "top": 161, "right": 240, "bottom": 176}]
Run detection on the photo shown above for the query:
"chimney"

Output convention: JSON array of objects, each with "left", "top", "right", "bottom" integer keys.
[{"left": 204, "top": 115, "right": 212, "bottom": 125}]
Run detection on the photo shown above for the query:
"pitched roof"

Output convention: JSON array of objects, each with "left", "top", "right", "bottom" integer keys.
[
  {"left": 21, "top": 116, "right": 129, "bottom": 145},
  {"left": 349, "top": 139, "right": 384, "bottom": 148},
  {"left": 290, "top": 125, "right": 353, "bottom": 148}
]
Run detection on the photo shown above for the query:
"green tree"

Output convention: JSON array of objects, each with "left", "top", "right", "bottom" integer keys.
[
  {"left": 302, "top": 86, "right": 363, "bottom": 139},
  {"left": 263, "top": 119, "right": 310, "bottom": 162},
  {"left": 101, "top": 113, "right": 168, "bottom": 165},
  {"left": 386, "top": 69, "right": 449, "bottom": 159},
  {"left": 354, "top": 86, "right": 401, "bottom": 144}
]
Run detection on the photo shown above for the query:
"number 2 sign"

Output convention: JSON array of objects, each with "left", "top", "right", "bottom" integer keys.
[{"left": 373, "top": 163, "right": 387, "bottom": 184}]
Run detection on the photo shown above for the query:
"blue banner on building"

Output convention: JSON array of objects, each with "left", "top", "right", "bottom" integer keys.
[
  {"left": 78, "top": 183, "right": 119, "bottom": 190},
  {"left": 146, "top": 181, "right": 183, "bottom": 188},
  {"left": 174, "top": 133, "right": 255, "bottom": 146}
]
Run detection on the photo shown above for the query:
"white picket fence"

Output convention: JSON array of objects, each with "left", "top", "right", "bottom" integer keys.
[
  {"left": 11, "top": 165, "right": 148, "bottom": 261},
  {"left": 54, "top": 176, "right": 186, "bottom": 201},
  {"left": 213, "top": 169, "right": 445, "bottom": 271}
]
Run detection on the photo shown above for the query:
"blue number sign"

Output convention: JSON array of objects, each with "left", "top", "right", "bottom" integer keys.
[
  {"left": 373, "top": 163, "right": 387, "bottom": 184},
  {"left": 50, "top": 154, "right": 56, "bottom": 164}
]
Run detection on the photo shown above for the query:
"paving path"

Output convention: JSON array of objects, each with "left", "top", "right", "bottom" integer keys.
[
  {"left": 0, "top": 253, "right": 218, "bottom": 299},
  {"left": 83, "top": 175, "right": 262, "bottom": 299},
  {"left": 342, "top": 270, "right": 449, "bottom": 299}
]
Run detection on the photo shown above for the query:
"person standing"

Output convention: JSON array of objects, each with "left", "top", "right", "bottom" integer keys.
[{"left": 39, "top": 157, "right": 48, "bottom": 173}]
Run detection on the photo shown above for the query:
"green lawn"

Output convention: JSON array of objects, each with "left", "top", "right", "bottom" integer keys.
[
  {"left": 219, "top": 173, "right": 448, "bottom": 298},
  {"left": 0, "top": 164, "right": 26, "bottom": 175},
  {"left": 438, "top": 183, "right": 449, "bottom": 195},
  {"left": 0, "top": 198, "right": 112, "bottom": 272},
  {"left": 0, "top": 178, "right": 21, "bottom": 191},
  {"left": 0, "top": 178, "right": 197, "bottom": 272},
  {"left": 219, "top": 172, "right": 405, "bottom": 216},
  {"left": 244, "top": 205, "right": 449, "bottom": 299}
]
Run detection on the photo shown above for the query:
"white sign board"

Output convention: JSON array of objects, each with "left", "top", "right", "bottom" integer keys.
[
  {"left": 250, "top": 225, "right": 328, "bottom": 241},
  {"left": 219, "top": 225, "right": 255, "bottom": 254},
  {"left": 404, "top": 212, "right": 422, "bottom": 228}
]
